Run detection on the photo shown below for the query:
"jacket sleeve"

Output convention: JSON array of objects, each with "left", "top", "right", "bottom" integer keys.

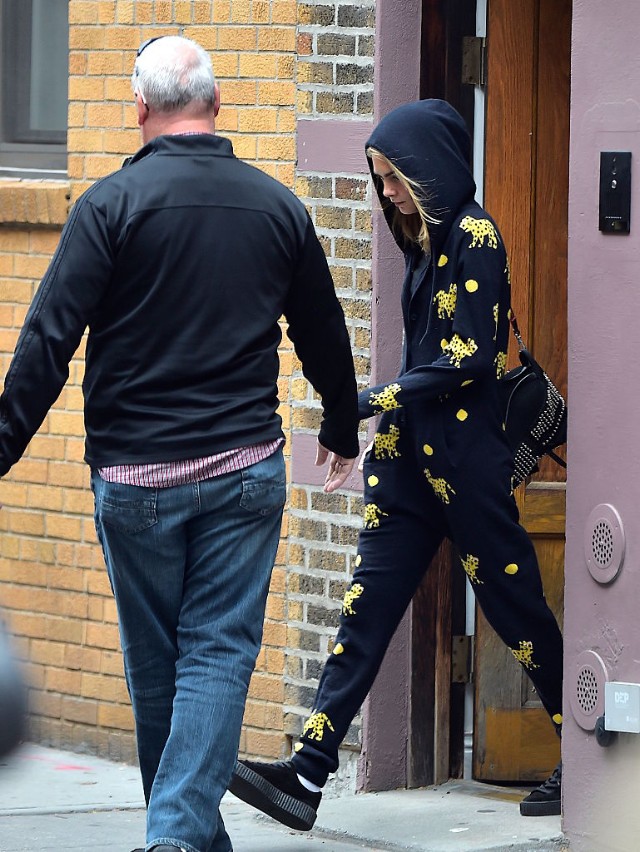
[
  {"left": 0, "top": 194, "right": 114, "bottom": 475},
  {"left": 358, "top": 220, "right": 509, "bottom": 419},
  {"left": 283, "top": 218, "right": 360, "bottom": 458}
]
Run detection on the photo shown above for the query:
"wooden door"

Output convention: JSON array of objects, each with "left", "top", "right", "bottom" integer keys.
[{"left": 472, "top": 0, "right": 571, "bottom": 781}]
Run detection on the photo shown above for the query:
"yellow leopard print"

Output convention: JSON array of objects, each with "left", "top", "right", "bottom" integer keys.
[
  {"left": 459, "top": 215, "right": 498, "bottom": 249},
  {"left": 424, "top": 468, "right": 456, "bottom": 504},
  {"left": 461, "top": 553, "right": 483, "bottom": 585},
  {"left": 342, "top": 582, "right": 364, "bottom": 616},
  {"left": 493, "top": 304, "right": 499, "bottom": 340},
  {"left": 434, "top": 283, "right": 457, "bottom": 319},
  {"left": 443, "top": 334, "right": 478, "bottom": 368},
  {"left": 495, "top": 350, "right": 507, "bottom": 379},
  {"left": 510, "top": 640, "right": 541, "bottom": 670},
  {"left": 302, "top": 711, "right": 335, "bottom": 742},
  {"left": 373, "top": 424, "right": 401, "bottom": 460},
  {"left": 369, "top": 382, "right": 402, "bottom": 412},
  {"left": 363, "top": 503, "right": 388, "bottom": 529}
]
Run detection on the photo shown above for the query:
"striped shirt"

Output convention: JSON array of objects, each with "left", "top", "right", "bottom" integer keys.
[{"left": 98, "top": 439, "right": 283, "bottom": 488}]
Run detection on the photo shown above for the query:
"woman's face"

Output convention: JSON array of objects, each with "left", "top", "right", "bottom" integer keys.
[{"left": 371, "top": 154, "right": 418, "bottom": 215}]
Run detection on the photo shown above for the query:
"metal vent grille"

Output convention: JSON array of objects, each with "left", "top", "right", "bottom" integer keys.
[
  {"left": 591, "top": 520, "right": 614, "bottom": 567},
  {"left": 576, "top": 666, "right": 599, "bottom": 714},
  {"left": 570, "top": 650, "right": 608, "bottom": 730},
  {"left": 584, "top": 504, "right": 625, "bottom": 584}
]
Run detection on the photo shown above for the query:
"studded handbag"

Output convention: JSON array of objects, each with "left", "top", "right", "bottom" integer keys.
[{"left": 498, "top": 314, "right": 567, "bottom": 488}]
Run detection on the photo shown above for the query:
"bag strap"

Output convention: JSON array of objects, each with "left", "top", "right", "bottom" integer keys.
[
  {"left": 509, "top": 311, "right": 526, "bottom": 352},
  {"left": 548, "top": 448, "right": 567, "bottom": 468}
]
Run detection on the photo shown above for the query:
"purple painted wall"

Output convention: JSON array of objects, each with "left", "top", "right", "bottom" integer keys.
[
  {"left": 358, "top": 0, "right": 422, "bottom": 793},
  {"left": 297, "top": 119, "right": 373, "bottom": 174},
  {"left": 564, "top": 1, "right": 640, "bottom": 847}
]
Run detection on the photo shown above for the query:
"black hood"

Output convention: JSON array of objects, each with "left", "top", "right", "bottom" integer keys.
[{"left": 365, "top": 99, "right": 476, "bottom": 256}]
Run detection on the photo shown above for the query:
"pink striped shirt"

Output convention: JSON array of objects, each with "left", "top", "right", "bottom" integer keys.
[{"left": 98, "top": 439, "right": 283, "bottom": 488}]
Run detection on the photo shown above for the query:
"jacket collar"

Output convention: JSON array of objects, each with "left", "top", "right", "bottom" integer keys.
[{"left": 127, "top": 133, "right": 234, "bottom": 166}]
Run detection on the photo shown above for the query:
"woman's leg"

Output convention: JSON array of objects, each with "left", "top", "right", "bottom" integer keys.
[
  {"left": 444, "top": 459, "right": 563, "bottom": 725},
  {"left": 229, "top": 417, "right": 445, "bottom": 828},
  {"left": 292, "top": 430, "right": 445, "bottom": 786}
]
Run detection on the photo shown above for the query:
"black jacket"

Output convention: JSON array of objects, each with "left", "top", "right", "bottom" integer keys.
[
  {"left": 0, "top": 134, "right": 359, "bottom": 474},
  {"left": 358, "top": 99, "right": 510, "bottom": 422}
]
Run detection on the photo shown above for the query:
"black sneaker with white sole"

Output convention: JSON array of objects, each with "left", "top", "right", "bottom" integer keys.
[
  {"left": 519, "top": 761, "right": 561, "bottom": 816},
  {"left": 228, "top": 759, "right": 321, "bottom": 831}
]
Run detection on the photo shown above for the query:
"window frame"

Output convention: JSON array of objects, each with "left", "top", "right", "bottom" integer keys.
[{"left": 0, "top": 0, "right": 68, "bottom": 178}]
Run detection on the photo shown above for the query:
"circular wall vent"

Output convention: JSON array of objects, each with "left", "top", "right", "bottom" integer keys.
[
  {"left": 570, "top": 650, "right": 608, "bottom": 730},
  {"left": 583, "top": 504, "right": 625, "bottom": 584}
]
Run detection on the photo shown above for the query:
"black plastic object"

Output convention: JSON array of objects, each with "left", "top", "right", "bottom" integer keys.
[
  {"left": 0, "top": 620, "right": 27, "bottom": 758},
  {"left": 595, "top": 715, "right": 617, "bottom": 748},
  {"left": 599, "top": 152, "right": 631, "bottom": 234}
]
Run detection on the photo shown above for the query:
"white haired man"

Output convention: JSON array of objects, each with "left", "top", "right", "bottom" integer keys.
[{"left": 0, "top": 36, "right": 358, "bottom": 852}]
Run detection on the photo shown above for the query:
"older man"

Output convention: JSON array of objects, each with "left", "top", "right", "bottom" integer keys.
[{"left": 0, "top": 36, "right": 358, "bottom": 852}]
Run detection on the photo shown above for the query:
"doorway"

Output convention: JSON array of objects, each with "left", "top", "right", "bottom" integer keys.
[{"left": 415, "top": 0, "right": 570, "bottom": 783}]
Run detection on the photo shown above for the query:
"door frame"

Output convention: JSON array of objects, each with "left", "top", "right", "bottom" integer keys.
[{"left": 360, "top": 0, "right": 569, "bottom": 791}]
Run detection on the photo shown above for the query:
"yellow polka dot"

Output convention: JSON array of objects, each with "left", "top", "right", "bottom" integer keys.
[
  {"left": 441, "top": 339, "right": 448, "bottom": 350},
  {"left": 465, "top": 279, "right": 479, "bottom": 292},
  {"left": 294, "top": 742, "right": 304, "bottom": 752},
  {"left": 456, "top": 409, "right": 468, "bottom": 421},
  {"left": 355, "top": 554, "right": 362, "bottom": 567},
  {"left": 438, "top": 254, "right": 448, "bottom": 267},
  {"left": 552, "top": 713, "right": 563, "bottom": 725},
  {"left": 505, "top": 563, "right": 519, "bottom": 575},
  {"left": 333, "top": 643, "right": 344, "bottom": 655},
  {"left": 423, "top": 444, "right": 434, "bottom": 456},
  {"left": 462, "top": 380, "right": 473, "bottom": 387},
  {"left": 367, "top": 474, "right": 379, "bottom": 487}
]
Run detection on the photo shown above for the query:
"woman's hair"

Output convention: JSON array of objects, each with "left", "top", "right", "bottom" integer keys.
[
  {"left": 131, "top": 36, "right": 216, "bottom": 113},
  {"left": 366, "top": 147, "right": 440, "bottom": 253}
]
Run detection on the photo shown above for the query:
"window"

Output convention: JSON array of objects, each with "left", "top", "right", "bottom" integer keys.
[{"left": 0, "top": 0, "right": 69, "bottom": 178}]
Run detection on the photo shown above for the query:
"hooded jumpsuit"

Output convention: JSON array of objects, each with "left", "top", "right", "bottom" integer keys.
[{"left": 291, "top": 100, "right": 564, "bottom": 788}]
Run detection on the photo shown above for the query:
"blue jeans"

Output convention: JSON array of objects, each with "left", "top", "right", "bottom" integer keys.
[{"left": 91, "top": 448, "right": 286, "bottom": 852}]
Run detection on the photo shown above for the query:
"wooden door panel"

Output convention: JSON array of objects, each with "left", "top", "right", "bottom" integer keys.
[
  {"left": 530, "top": 0, "right": 571, "bottom": 480},
  {"left": 473, "top": 0, "right": 570, "bottom": 781},
  {"left": 483, "top": 0, "right": 536, "bottom": 358},
  {"left": 474, "top": 489, "right": 564, "bottom": 780}
]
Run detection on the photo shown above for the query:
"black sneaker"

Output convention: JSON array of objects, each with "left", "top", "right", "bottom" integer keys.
[
  {"left": 519, "top": 761, "right": 562, "bottom": 816},
  {"left": 228, "top": 759, "right": 321, "bottom": 831}
]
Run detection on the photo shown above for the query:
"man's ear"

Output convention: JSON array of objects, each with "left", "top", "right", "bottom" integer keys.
[
  {"left": 135, "top": 91, "right": 148, "bottom": 127},
  {"left": 213, "top": 82, "right": 221, "bottom": 118}
]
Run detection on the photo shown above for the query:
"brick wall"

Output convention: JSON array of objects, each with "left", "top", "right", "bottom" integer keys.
[
  {"left": 0, "top": 0, "right": 376, "bottom": 775},
  {"left": 282, "top": 1, "right": 375, "bottom": 773}
]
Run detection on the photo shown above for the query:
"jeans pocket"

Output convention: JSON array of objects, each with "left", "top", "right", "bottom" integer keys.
[
  {"left": 96, "top": 481, "right": 158, "bottom": 534},
  {"left": 239, "top": 450, "right": 286, "bottom": 516}
]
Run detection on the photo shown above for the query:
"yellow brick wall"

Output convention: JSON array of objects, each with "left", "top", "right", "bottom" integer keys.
[
  {"left": 0, "top": 0, "right": 303, "bottom": 763},
  {"left": 0, "top": 0, "right": 376, "bottom": 769}
]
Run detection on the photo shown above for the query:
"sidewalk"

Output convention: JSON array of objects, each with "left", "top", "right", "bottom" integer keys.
[{"left": 0, "top": 744, "right": 567, "bottom": 852}]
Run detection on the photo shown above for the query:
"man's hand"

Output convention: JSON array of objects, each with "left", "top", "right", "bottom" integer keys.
[{"left": 315, "top": 441, "right": 357, "bottom": 494}]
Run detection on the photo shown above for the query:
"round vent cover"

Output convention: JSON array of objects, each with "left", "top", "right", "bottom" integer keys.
[
  {"left": 584, "top": 504, "right": 625, "bottom": 584},
  {"left": 570, "top": 650, "right": 608, "bottom": 730}
]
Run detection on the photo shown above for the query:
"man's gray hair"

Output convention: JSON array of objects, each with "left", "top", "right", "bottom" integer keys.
[{"left": 132, "top": 36, "right": 216, "bottom": 112}]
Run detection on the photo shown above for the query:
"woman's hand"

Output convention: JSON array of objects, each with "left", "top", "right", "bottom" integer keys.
[{"left": 316, "top": 441, "right": 357, "bottom": 493}]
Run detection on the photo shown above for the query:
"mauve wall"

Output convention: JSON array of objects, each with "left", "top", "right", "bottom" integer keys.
[{"left": 564, "top": 1, "right": 640, "bottom": 849}]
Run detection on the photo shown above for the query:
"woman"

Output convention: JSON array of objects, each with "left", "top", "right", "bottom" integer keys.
[{"left": 230, "top": 99, "right": 563, "bottom": 825}]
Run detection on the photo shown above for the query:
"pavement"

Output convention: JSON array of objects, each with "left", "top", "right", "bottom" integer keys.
[{"left": 0, "top": 743, "right": 567, "bottom": 852}]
